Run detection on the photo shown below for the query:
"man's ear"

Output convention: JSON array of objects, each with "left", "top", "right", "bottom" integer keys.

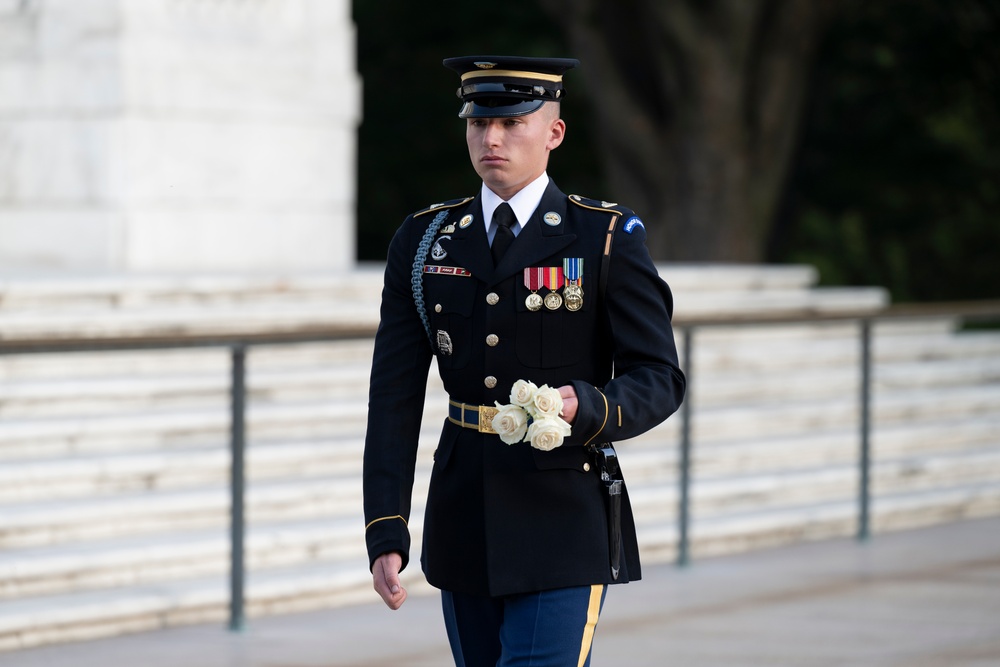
[{"left": 547, "top": 118, "right": 566, "bottom": 151}]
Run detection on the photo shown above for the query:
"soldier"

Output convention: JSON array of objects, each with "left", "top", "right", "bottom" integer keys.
[{"left": 363, "top": 55, "right": 686, "bottom": 666}]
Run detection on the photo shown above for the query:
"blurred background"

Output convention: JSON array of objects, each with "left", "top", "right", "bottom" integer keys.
[
  {"left": 1, "top": 0, "right": 999, "bottom": 661},
  {"left": 355, "top": 0, "right": 1000, "bottom": 302}
]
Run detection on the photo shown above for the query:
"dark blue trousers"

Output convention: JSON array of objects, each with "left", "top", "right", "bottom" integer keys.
[{"left": 442, "top": 585, "right": 608, "bottom": 667}]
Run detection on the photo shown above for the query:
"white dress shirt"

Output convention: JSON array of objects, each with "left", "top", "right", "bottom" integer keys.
[{"left": 481, "top": 173, "right": 550, "bottom": 244}]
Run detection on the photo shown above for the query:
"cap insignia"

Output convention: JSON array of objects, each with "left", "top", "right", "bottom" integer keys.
[{"left": 474, "top": 62, "right": 497, "bottom": 69}]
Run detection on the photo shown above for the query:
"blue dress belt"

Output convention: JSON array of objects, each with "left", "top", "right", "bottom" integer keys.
[{"left": 447, "top": 400, "right": 499, "bottom": 434}]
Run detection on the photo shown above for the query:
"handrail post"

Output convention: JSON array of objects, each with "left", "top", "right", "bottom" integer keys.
[
  {"left": 229, "top": 343, "right": 247, "bottom": 631},
  {"left": 858, "top": 319, "right": 872, "bottom": 542},
  {"left": 678, "top": 326, "right": 693, "bottom": 567}
]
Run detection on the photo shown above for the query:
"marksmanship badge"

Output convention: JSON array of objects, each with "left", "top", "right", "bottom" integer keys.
[
  {"left": 436, "top": 330, "right": 453, "bottom": 355},
  {"left": 431, "top": 236, "right": 450, "bottom": 260}
]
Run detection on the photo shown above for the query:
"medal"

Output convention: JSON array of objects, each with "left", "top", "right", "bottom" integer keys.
[
  {"left": 564, "top": 286, "right": 583, "bottom": 311},
  {"left": 523, "top": 268, "right": 543, "bottom": 311},
  {"left": 542, "top": 266, "right": 564, "bottom": 311},
  {"left": 563, "top": 258, "right": 584, "bottom": 311}
]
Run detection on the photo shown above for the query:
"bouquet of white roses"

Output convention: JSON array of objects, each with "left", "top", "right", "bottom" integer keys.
[{"left": 492, "top": 379, "right": 572, "bottom": 451}]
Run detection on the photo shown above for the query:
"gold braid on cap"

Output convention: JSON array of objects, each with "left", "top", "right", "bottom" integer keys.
[{"left": 460, "top": 69, "right": 564, "bottom": 83}]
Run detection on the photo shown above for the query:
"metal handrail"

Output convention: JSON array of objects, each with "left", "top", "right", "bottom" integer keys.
[
  {"left": 0, "top": 327, "right": 375, "bottom": 633},
  {"left": 672, "top": 299, "right": 1000, "bottom": 566},
  {"left": 2, "top": 299, "right": 999, "bottom": 626}
]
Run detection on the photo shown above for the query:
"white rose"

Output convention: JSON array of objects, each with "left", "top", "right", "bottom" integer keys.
[
  {"left": 526, "top": 416, "right": 572, "bottom": 451},
  {"left": 531, "top": 384, "right": 564, "bottom": 419},
  {"left": 492, "top": 402, "right": 529, "bottom": 445},
  {"left": 509, "top": 379, "right": 538, "bottom": 409}
]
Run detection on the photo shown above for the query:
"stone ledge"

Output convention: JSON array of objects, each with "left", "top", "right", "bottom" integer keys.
[
  {"left": 0, "top": 517, "right": 365, "bottom": 600},
  {"left": 2, "top": 383, "right": 998, "bottom": 459},
  {"left": 2, "top": 412, "right": 998, "bottom": 506},
  {"left": 2, "top": 485, "right": 999, "bottom": 652},
  {"left": 4, "top": 352, "right": 999, "bottom": 421}
]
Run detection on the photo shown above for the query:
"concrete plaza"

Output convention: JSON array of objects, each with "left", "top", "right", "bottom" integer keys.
[{"left": 0, "top": 517, "right": 997, "bottom": 667}]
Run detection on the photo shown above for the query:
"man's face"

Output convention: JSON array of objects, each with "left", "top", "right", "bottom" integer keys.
[{"left": 466, "top": 103, "right": 566, "bottom": 200}]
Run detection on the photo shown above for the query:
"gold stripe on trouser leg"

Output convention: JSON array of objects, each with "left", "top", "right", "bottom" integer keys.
[{"left": 577, "top": 584, "right": 604, "bottom": 667}]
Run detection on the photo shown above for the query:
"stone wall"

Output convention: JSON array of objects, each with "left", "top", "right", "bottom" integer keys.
[{"left": 0, "top": 0, "right": 360, "bottom": 272}]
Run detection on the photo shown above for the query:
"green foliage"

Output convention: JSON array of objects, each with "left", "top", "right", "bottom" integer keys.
[
  {"left": 352, "top": 1, "right": 604, "bottom": 261},
  {"left": 772, "top": 0, "right": 1000, "bottom": 301}
]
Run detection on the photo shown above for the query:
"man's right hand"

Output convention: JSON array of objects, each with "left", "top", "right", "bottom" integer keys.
[{"left": 372, "top": 551, "right": 407, "bottom": 610}]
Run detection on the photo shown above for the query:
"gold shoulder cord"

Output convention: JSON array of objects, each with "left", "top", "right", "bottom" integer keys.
[{"left": 365, "top": 515, "right": 407, "bottom": 531}]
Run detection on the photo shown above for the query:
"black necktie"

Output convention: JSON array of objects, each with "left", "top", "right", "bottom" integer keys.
[{"left": 491, "top": 203, "right": 516, "bottom": 266}]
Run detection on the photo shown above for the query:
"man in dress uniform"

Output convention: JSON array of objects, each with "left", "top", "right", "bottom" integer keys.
[{"left": 363, "top": 55, "right": 686, "bottom": 666}]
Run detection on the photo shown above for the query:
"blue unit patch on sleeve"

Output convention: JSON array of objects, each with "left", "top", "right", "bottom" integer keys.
[{"left": 624, "top": 216, "right": 644, "bottom": 234}]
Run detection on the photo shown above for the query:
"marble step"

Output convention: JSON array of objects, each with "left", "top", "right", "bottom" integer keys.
[
  {"left": 0, "top": 474, "right": 376, "bottom": 550},
  {"left": 0, "top": 271, "right": 387, "bottom": 311},
  {"left": 619, "top": 413, "right": 1000, "bottom": 478},
  {"left": 2, "top": 378, "right": 998, "bottom": 461},
  {"left": 2, "top": 411, "right": 997, "bottom": 504},
  {"left": 0, "top": 437, "right": 373, "bottom": 503},
  {"left": 0, "top": 300, "right": 381, "bottom": 340},
  {"left": 0, "top": 318, "right": 962, "bottom": 387},
  {"left": 2, "top": 437, "right": 996, "bottom": 553},
  {"left": 0, "top": 560, "right": 388, "bottom": 652},
  {"left": 672, "top": 285, "right": 887, "bottom": 318},
  {"left": 1, "top": 448, "right": 997, "bottom": 603},
  {"left": 0, "top": 364, "right": 375, "bottom": 418},
  {"left": 1, "top": 480, "right": 997, "bottom": 653},
  {"left": 0, "top": 340, "right": 378, "bottom": 382},
  {"left": 680, "top": 384, "right": 1000, "bottom": 443},
  {"left": 3, "top": 348, "right": 998, "bottom": 424},
  {"left": 4, "top": 328, "right": 1000, "bottom": 415},
  {"left": 0, "top": 381, "right": 450, "bottom": 459},
  {"left": 0, "top": 266, "right": 818, "bottom": 313},
  {"left": 0, "top": 282, "right": 884, "bottom": 341},
  {"left": 686, "top": 356, "right": 1000, "bottom": 406},
  {"left": 629, "top": 449, "right": 1000, "bottom": 523},
  {"left": 688, "top": 327, "right": 1000, "bottom": 370},
  {"left": 0, "top": 517, "right": 367, "bottom": 600}
]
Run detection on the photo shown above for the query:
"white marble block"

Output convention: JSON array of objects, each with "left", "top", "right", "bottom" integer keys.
[{"left": 0, "top": 0, "right": 360, "bottom": 272}]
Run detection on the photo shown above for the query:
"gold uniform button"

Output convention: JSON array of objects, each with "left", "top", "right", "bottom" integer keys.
[
  {"left": 434, "top": 304, "right": 443, "bottom": 313},
  {"left": 486, "top": 292, "right": 500, "bottom": 305},
  {"left": 583, "top": 463, "right": 591, "bottom": 472},
  {"left": 484, "top": 376, "right": 498, "bottom": 389},
  {"left": 486, "top": 334, "right": 499, "bottom": 347}
]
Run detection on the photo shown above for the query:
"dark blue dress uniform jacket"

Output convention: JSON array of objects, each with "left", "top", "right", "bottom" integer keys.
[{"left": 363, "top": 180, "right": 685, "bottom": 598}]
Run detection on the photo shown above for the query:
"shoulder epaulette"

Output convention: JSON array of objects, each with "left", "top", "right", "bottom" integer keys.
[
  {"left": 413, "top": 196, "right": 474, "bottom": 218},
  {"left": 568, "top": 194, "right": 627, "bottom": 215}
]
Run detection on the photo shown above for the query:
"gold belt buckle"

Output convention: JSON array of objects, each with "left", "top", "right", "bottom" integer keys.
[{"left": 478, "top": 405, "right": 499, "bottom": 434}]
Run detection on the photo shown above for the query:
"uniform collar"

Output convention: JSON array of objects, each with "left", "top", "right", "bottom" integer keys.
[{"left": 480, "top": 172, "right": 550, "bottom": 236}]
